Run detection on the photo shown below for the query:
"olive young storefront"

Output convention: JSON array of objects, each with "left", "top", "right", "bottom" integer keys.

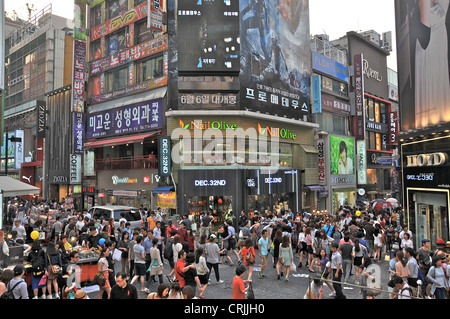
[
  {"left": 401, "top": 136, "right": 450, "bottom": 249},
  {"left": 166, "top": 111, "right": 319, "bottom": 224}
]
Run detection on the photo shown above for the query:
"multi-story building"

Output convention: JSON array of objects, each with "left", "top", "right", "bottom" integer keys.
[
  {"left": 3, "top": 4, "right": 74, "bottom": 198},
  {"left": 395, "top": 0, "right": 450, "bottom": 249},
  {"left": 310, "top": 34, "right": 354, "bottom": 213},
  {"left": 331, "top": 30, "right": 399, "bottom": 205}
]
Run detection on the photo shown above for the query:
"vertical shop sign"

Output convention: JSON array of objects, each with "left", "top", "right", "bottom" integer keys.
[
  {"left": 317, "top": 139, "right": 326, "bottom": 185},
  {"left": 312, "top": 75, "right": 322, "bottom": 114},
  {"left": 354, "top": 54, "right": 365, "bottom": 141},
  {"left": 159, "top": 136, "right": 171, "bottom": 177},
  {"left": 74, "top": 0, "right": 87, "bottom": 41},
  {"left": 357, "top": 140, "right": 367, "bottom": 185},
  {"left": 72, "top": 40, "right": 86, "bottom": 113},
  {"left": 389, "top": 111, "right": 399, "bottom": 145},
  {"left": 73, "top": 112, "right": 84, "bottom": 154},
  {"left": 70, "top": 154, "right": 82, "bottom": 185},
  {"left": 37, "top": 100, "right": 47, "bottom": 138},
  {"left": 14, "top": 129, "right": 24, "bottom": 170}
]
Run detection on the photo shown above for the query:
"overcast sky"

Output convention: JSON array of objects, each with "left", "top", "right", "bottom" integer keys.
[{"left": 5, "top": 0, "right": 398, "bottom": 70}]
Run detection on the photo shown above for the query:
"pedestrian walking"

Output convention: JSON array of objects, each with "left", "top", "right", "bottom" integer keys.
[
  {"left": 330, "top": 243, "right": 346, "bottom": 299},
  {"left": 205, "top": 234, "right": 225, "bottom": 284},
  {"left": 110, "top": 273, "right": 138, "bottom": 299},
  {"left": 240, "top": 239, "right": 256, "bottom": 282},
  {"left": 97, "top": 247, "right": 113, "bottom": 299},
  {"left": 426, "top": 256, "right": 448, "bottom": 299},
  {"left": 27, "top": 240, "right": 47, "bottom": 299},
  {"left": 278, "top": 235, "right": 294, "bottom": 282},
  {"left": 148, "top": 237, "right": 164, "bottom": 285},
  {"left": 232, "top": 265, "right": 251, "bottom": 299},
  {"left": 194, "top": 247, "right": 209, "bottom": 299},
  {"left": 258, "top": 229, "right": 270, "bottom": 278}
]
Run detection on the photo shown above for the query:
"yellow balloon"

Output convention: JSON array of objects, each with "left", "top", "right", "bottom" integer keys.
[
  {"left": 31, "top": 230, "right": 39, "bottom": 240},
  {"left": 356, "top": 211, "right": 361, "bottom": 217}
]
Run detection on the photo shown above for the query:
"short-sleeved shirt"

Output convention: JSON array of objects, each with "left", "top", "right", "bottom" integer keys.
[
  {"left": 175, "top": 259, "right": 186, "bottom": 288},
  {"left": 205, "top": 243, "right": 220, "bottom": 264},
  {"left": 258, "top": 237, "right": 269, "bottom": 256},
  {"left": 331, "top": 251, "right": 342, "bottom": 269},
  {"left": 232, "top": 276, "right": 246, "bottom": 299},
  {"left": 133, "top": 244, "right": 145, "bottom": 264},
  {"left": 340, "top": 243, "right": 353, "bottom": 260}
]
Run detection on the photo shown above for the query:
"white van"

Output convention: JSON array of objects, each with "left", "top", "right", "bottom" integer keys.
[{"left": 88, "top": 205, "right": 143, "bottom": 232}]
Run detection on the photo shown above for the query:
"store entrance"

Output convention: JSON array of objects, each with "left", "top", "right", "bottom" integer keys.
[{"left": 188, "top": 196, "right": 233, "bottom": 231}]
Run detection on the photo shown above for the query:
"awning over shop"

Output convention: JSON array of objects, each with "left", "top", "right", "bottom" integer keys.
[
  {"left": 0, "top": 176, "right": 41, "bottom": 197},
  {"left": 83, "top": 132, "right": 158, "bottom": 149},
  {"left": 152, "top": 186, "right": 175, "bottom": 193},
  {"left": 306, "top": 185, "right": 327, "bottom": 192},
  {"left": 300, "top": 145, "right": 319, "bottom": 154}
]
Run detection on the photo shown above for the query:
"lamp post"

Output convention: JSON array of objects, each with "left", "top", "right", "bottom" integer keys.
[{"left": 4, "top": 133, "right": 22, "bottom": 175}]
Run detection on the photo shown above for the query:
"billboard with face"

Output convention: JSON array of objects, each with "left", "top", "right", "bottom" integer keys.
[
  {"left": 330, "top": 135, "right": 355, "bottom": 175},
  {"left": 239, "top": 0, "right": 311, "bottom": 120},
  {"left": 395, "top": 0, "right": 450, "bottom": 130}
]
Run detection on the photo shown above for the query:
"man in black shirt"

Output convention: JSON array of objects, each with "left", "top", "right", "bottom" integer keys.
[
  {"left": 87, "top": 226, "right": 101, "bottom": 250},
  {"left": 110, "top": 273, "right": 138, "bottom": 299}
]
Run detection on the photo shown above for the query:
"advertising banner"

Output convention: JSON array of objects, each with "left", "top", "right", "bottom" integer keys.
[
  {"left": 72, "top": 40, "right": 86, "bottom": 113},
  {"left": 321, "top": 94, "right": 351, "bottom": 116},
  {"left": 87, "top": 99, "right": 163, "bottom": 139},
  {"left": 356, "top": 140, "right": 367, "bottom": 185},
  {"left": 317, "top": 139, "right": 326, "bottom": 185},
  {"left": 74, "top": 0, "right": 87, "bottom": 41},
  {"left": 240, "top": 0, "right": 311, "bottom": 119},
  {"left": 177, "top": 0, "right": 240, "bottom": 72},
  {"left": 91, "top": 1, "right": 148, "bottom": 41},
  {"left": 330, "top": 135, "right": 355, "bottom": 175},
  {"left": 148, "top": 0, "right": 163, "bottom": 31},
  {"left": 353, "top": 53, "right": 365, "bottom": 141},
  {"left": 157, "top": 192, "right": 176, "bottom": 209},
  {"left": 389, "top": 111, "right": 399, "bottom": 145},
  {"left": 90, "top": 34, "right": 168, "bottom": 76},
  {"left": 14, "top": 130, "right": 24, "bottom": 170},
  {"left": 395, "top": 0, "right": 450, "bottom": 130}
]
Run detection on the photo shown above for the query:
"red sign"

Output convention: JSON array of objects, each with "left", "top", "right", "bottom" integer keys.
[
  {"left": 98, "top": 193, "right": 105, "bottom": 198},
  {"left": 91, "top": 2, "right": 148, "bottom": 42},
  {"left": 143, "top": 176, "right": 150, "bottom": 184},
  {"left": 90, "top": 35, "right": 168, "bottom": 76}
]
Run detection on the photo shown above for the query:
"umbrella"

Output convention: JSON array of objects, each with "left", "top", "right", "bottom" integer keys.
[
  {"left": 386, "top": 198, "right": 399, "bottom": 208},
  {"left": 372, "top": 200, "right": 391, "bottom": 212}
]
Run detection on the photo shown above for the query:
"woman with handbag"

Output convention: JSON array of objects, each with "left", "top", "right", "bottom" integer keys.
[
  {"left": 97, "top": 247, "right": 113, "bottom": 299},
  {"left": 240, "top": 239, "right": 256, "bottom": 282},
  {"left": 149, "top": 238, "right": 164, "bottom": 285},
  {"left": 26, "top": 240, "right": 47, "bottom": 299},
  {"left": 278, "top": 235, "right": 294, "bottom": 282},
  {"left": 45, "top": 242, "right": 63, "bottom": 299}
]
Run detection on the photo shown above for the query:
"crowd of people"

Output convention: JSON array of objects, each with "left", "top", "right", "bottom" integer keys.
[{"left": 0, "top": 197, "right": 449, "bottom": 300}]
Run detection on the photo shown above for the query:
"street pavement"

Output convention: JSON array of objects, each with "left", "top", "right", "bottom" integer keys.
[{"left": 119, "top": 248, "right": 393, "bottom": 300}]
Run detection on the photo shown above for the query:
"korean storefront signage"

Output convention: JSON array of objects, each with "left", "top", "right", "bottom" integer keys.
[
  {"left": 158, "top": 136, "right": 171, "bottom": 177},
  {"left": 157, "top": 192, "right": 176, "bottom": 209},
  {"left": 354, "top": 54, "right": 365, "bottom": 141},
  {"left": 321, "top": 94, "right": 351, "bottom": 116},
  {"left": 317, "top": 139, "right": 326, "bottom": 185},
  {"left": 89, "top": 76, "right": 167, "bottom": 104},
  {"left": 179, "top": 93, "right": 238, "bottom": 109},
  {"left": 389, "top": 112, "right": 399, "bottom": 145},
  {"left": 90, "top": 35, "right": 168, "bottom": 76},
  {"left": 72, "top": 40, "right": 86, "bottom": 113},
  {"left": 73, "top": 112, "right": 84, "bottom": 154},
  {"left": 91, "top": 1, "right": 148, "bottom": 41},
  {"left": 148, "top": 0, "right": 163, "bottom": 31},
  {"left": 87, "top": 99, "right": 163, "bottom": 138},
  {"left": 312, "top": 75, "right": 322, "bottom": 114},
  {"left": 312, "top": 51, "right": 349, "bottom": 82}
]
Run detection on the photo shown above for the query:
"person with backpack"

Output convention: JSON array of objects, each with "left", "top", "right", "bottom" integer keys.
[
  {"left": 26, "top": 239, "right": 47, "bottom": 299},
  {"left": 240, "top": 239, "right": 256, "bottom": 282},
  {"left": 6, "top": 265, "right": 29, "bottom": 299},
  {"left": 426, "top": 256, "right": 449, "bottom": 299}
]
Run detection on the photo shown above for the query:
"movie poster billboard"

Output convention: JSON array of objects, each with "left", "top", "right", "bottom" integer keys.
[
  {"left": 395, "top": 0, "right": 450, "bottom": 130},
  {"left": 239, "top": 0, "right": 311, "bottom": 120}
]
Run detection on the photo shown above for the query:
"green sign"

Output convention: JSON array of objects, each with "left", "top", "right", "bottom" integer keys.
[{"left": 159, "top": 136, "right": 171, "bottom": 177}]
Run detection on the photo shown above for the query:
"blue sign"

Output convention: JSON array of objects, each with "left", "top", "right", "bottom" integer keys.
[
  {"left": 312, "top": 51, "right": 349, "bottom": 82},
  {"left": 312, "top": 75, "right": 322, "bottom": 114}
]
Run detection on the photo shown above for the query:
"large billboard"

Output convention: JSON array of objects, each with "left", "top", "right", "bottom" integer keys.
[
  {"left": 177, "top": 0, "right": 240, "bottom": 72},
  {"left": 395, "top": 0, "right": 450, "bottom": 130},
  {"left": 239, "top": 0, "right": 311, "bottom": 119},
  {"left": 330, "top": 135, "right": 355, "bottom": 175}
]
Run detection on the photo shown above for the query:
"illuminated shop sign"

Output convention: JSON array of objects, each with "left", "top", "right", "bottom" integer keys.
[
  {"left": 179, "top": 119, "right": 238, "bottom": 131},
  {"left": 406, "top": 153, "right": 448, "bottom": 168},
  {"left": 112, "top": 175, "right": 138, "bottom": 185},
  {"left": 194, "top": 179, "right": 227, "bottom": 187},
  {"left": 406, "top": 173, "right": 434, "bottom": 181},
  {"left": 257, "top": 123, "right": 297, "bottom": 141}
]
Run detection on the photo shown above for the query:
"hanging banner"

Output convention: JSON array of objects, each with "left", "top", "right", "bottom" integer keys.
[
  {"left": 72, "top": 40, "right": 86, "bottom": 112},
  {"left": 73, "top": 112, "right": 85, "bottom": 154},
  {"left": 312, "top": 75, "right": 322, "bottom": 114},
  {"left": 354, "top": 54, "right": 365, "bottom": 141},
  {"left": 74, "top": 0, "right": 87, "bottom": 41},
  {"left": 148, "top": 0, "right": 163, "bottom": 31},
  {"left": 158, "top": 136, "right": 171, "bottom": 178}
]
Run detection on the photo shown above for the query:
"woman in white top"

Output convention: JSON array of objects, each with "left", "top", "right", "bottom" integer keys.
[
  {"left": 401, "top": 233, "right": 414, "bottom": 253},
  {"left": 168, "top": 234, "right": 183, "bottom": 281},
  {"left": 97, "top": 247, "right": 113, "bottom": 299}
]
